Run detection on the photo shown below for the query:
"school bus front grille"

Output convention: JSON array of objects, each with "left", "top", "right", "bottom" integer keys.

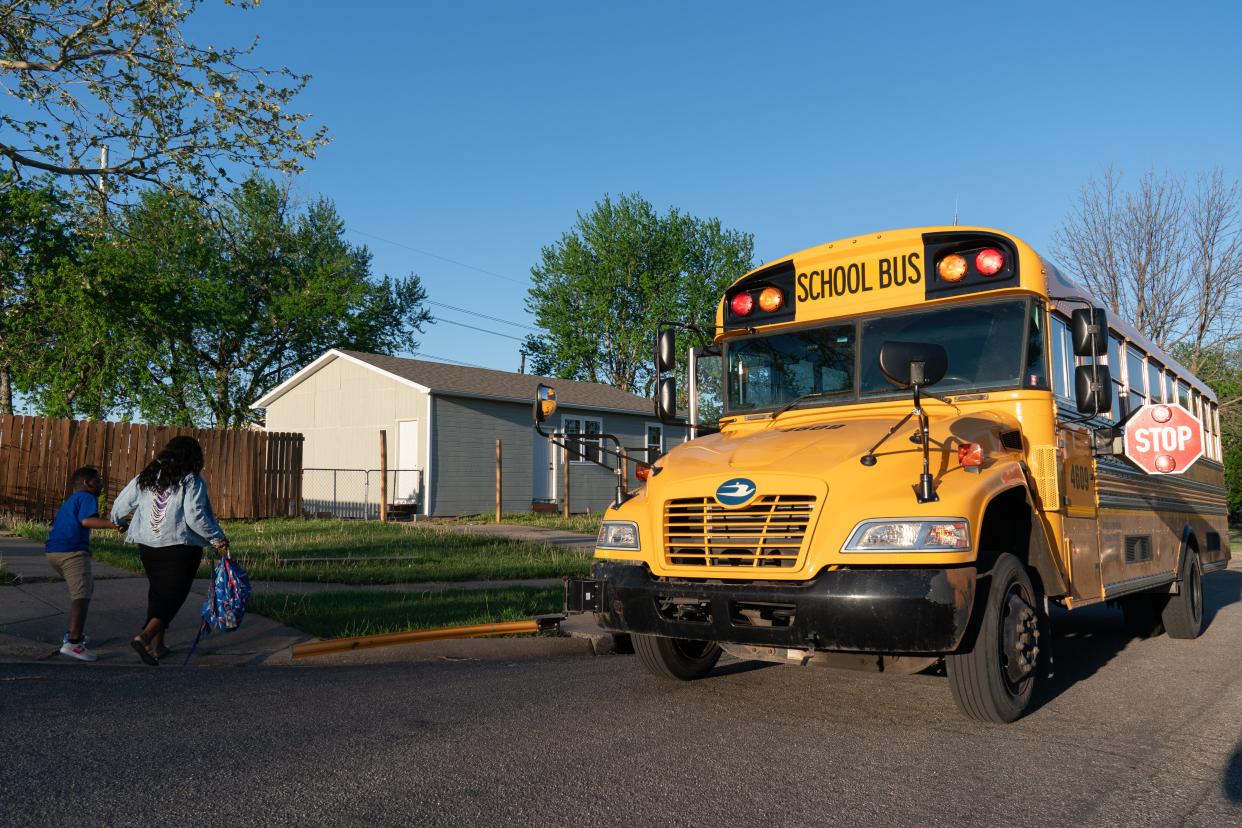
[{"left": 663, "top": 495, "right": 817, "bottom": 569}]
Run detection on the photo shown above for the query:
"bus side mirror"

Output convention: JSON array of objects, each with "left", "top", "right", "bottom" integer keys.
[
  {"left": 878, "top": 341, "right": 948, "bottom": 388},
  {"left": 1071, "top": 308, "right": 1108, "bottom": 357},
  {"left": 1074, "top": 365, "right": 1112, "bottom": 415},
  {"left": 657, "top": 376, "right": 677, "bottom": 422},
  {"left": 656, "top": 329, "right": 677, "bottom": 375},
  {"left": 534, "top": 383, "right": 557, "bottom": 423}
]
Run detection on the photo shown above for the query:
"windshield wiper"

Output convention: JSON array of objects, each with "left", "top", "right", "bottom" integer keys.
[{"left": 766, "top": 391, "right": 840, "bottom": 422}]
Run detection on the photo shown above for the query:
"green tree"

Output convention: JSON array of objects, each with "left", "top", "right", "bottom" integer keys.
[
  {"left": 524, "top": 193, "right": 753, "bottom": 395},
  {"left": 0, "top": 175, "right": 81, "bottom": 414},
  {"left": 0, "top": 1, "right": 327, "bottom": 203},
  {"left": 25, "top": 176, "right": 432, "bottom": 427}
]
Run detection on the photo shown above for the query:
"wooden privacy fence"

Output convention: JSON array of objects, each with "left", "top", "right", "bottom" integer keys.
[{"left": 0, "top": 414, "right": 304, "bottom": 521}]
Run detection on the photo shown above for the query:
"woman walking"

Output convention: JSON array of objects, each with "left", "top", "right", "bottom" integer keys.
[{"left": 111, "top": 436, "right": 229, "bottom": 666}]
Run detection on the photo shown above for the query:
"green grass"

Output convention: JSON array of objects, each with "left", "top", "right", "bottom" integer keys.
[
  {"left": 443, "top": 511, "right": 603, "bottom": 536},
  {"left": 0, "top": 561, "right": 18, "bottom": 585},
  {"left": 6, "top": 518, "right": 591, "bottom": 584},
  {"left": 251, "top": 587, "right": 564, "bottom": 638}
]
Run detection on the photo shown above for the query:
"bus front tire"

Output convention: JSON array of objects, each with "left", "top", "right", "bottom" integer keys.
[
  {"left": 1161, "top": 553, "right": 1204, "bottom": 640},
  {"left": 633, "top": 634, "right": 722, "bottom": 681},
  {"left": 946, "top": 553, "right": 1040, "bottom": 723}
]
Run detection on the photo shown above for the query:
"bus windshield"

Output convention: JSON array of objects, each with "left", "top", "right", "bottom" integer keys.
[{"left": 725, "top": 299, "right": 1036, "bottom": 413}]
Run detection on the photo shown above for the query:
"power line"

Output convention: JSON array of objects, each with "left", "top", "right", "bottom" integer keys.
[
  {"left": 411, "top": 351, "right": 495, "bottom": 370},
  {"left": 434, "top": 317, "right": 526, "bottom": 342},
  {"left": 349, "top": 228, "right": 528, "bottom": 286},
  {"left": 427, "top": 299, "right": 539, "bottom": 332}
]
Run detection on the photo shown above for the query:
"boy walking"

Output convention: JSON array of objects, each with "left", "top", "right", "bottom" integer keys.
[{"left": 45, "top": 467, "right": 120, "bottom": 661}]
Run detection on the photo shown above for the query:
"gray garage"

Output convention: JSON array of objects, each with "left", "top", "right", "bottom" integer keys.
[{"left": 254, "top": 349, "right": 682, "bottom": 516}]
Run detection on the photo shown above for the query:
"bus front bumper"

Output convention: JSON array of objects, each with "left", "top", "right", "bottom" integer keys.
[{"left": 568, "top": 561, "right": 976, "bottom": 655}]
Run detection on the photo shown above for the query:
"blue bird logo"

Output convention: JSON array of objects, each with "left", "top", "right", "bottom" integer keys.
[{"left": 715, "top": 477, "right": 758, "bottom": 506}]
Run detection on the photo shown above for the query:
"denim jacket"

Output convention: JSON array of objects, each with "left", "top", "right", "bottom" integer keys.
[{"left": 110, "top": 473, "right": 227, "bottom": 549}]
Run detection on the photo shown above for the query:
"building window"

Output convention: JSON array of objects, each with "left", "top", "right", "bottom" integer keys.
[
  {"left": 645, "top": 423, "right": 663, "bottom": 463},
  {"left": 563, "top": 416, "right": 602, "bottom": 464}
]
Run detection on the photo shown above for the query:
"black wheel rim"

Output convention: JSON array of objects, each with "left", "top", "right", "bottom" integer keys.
[{"left": 998, "top": 582, "right": 1038, "bottom": 694}]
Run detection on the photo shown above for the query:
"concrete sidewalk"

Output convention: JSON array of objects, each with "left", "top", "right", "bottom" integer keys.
[{"left": 0, "top": 531, "right": 614, "bottom": 666}]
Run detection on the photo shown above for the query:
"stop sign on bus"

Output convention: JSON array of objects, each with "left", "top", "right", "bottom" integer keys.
[{"left": 1123, "top": 403, "right": 1204, "bottom": 475}]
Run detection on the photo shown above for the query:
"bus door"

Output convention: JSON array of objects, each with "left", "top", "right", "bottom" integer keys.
[{"left": 1059, "top": 425, "right": 1103, "bottom": 601}]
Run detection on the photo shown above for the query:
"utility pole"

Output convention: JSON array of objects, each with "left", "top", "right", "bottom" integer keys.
[{"left": 519, "top": 349, "right": 527, "bottom": 374}]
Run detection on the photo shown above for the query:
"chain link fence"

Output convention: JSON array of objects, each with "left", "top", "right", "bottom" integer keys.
[{"left": 301, "top": 468, "right": 423, "bottom": 520}]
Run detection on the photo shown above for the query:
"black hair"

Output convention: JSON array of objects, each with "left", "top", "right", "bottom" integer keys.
[
  {"left": 71, "top": 466, "right": 100, "bottom": 487},
  {"left": 137, "top": 436, "right": 205, "bottom": 493}
]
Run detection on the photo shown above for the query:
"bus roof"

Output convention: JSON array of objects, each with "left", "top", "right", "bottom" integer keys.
[{"left": 722, "top": 225, "right": 1218, "bottom": 405}]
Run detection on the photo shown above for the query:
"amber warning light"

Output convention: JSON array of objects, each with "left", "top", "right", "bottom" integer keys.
[
  {"left": 937, "top": 254, "right": 968, "bottom": 283},
  {"left": 758, "top": 286, "right": 784, "bottom": 312}
]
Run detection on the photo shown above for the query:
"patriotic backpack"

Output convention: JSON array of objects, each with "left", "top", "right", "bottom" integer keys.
[{"left": 183, "top": 551, "right": 252, "bottom": 665}]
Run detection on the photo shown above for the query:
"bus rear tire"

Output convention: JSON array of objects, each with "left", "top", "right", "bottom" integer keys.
[
  {"left": 1161, "top": 553, "right": 1204, "bottom": 640},
  {"left": 946, "top": 553, "right": 1040, "bottom": 723},
  {"left": 1120, "top": 594, "right": 1166, "bottom": 639},
  {"left": 633, "top": 634, "right": 722, "bottom": 681}
]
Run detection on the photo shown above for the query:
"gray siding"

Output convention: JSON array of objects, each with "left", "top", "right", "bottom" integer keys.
[
  {"left": 430, "top": 394, "right": 684, "bottom": 516},
  {"left": 429, "top": 396, "right": 536, "bottom": 517}
]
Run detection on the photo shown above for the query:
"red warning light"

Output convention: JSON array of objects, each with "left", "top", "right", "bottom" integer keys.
[
  {"left": 730, "top": 292, "right": 754, "bottom": 317},
  {"left": 975, "top": 248, "right": 1005, "bottom": 276}
]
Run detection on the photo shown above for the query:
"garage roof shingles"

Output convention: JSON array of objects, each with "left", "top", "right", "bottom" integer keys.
[{"left": 337, "top": 350, "right": 654, "bottom": 414}]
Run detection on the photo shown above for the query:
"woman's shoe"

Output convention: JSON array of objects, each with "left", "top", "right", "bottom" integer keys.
[
  {"left": 154, "top": 646, "right": 172, "bottom": 660},
  {"left": 130, "top": 636, "right": 159, "bottom": 667}
]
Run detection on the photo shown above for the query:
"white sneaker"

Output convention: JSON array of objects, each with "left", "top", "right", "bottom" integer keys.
[{"left": 60, "top": 635, "right": 97, "bottom": 662}]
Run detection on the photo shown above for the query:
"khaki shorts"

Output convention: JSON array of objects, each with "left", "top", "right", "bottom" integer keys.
[{"left": 47, "top": 551, "right": 94, "bottom": 601}]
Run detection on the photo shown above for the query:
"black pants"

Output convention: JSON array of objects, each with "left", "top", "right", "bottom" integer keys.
[{"left": 138, "top": 544, "right": 203, "bottom": 626}]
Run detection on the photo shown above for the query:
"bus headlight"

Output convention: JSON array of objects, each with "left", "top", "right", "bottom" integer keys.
[
  {"left": 843, "top": 520, "right": 970, "bottom": 552},
  {"left": 597, "top": 521, "right": 640, "bottom": 550}
]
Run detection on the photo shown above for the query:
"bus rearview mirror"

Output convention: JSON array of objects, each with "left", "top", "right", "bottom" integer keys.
[
  {"left": 878, "top": 341, "right": 948, "bottom": 389},
  {"left": 1071, "top": 308, "right": 1108, "bottom": 357},
  {"left": 534, "top": 383, "right": 557, "bottom": 423},
  {"left": 1074, "top": 365, "right": 1112, "bottom": 415},
  {"left": 657, "top": 376, "right": 677, "bottom": 422},
  {"left": 656, "top": 329, "right": 677, "bottom": 375}
]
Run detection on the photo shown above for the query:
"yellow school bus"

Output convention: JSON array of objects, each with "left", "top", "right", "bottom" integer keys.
[{"left": 539, "top": 226, "right": 1230, "bottom": 723}]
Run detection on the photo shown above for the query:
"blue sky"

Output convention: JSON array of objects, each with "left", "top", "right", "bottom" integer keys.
[{"left": 193, "top": 1, "right": 1242, "bottom": 374}]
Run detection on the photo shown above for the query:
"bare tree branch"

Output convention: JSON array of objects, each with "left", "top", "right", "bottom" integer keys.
[{"left": 0, "top": 0, "right": 328, "bottom": 206}]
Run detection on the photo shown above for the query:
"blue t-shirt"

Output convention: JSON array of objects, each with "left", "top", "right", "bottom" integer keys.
[{"left": 45, "top": 491, "right": 100, "bottom": 554}]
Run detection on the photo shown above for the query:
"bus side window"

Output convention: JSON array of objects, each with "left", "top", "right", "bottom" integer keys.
[
  {"left": 1147, "top": 359, "right": 1164, "bottom": 403},
  {"left": 1202, "top": 399, "right": 1214, "bottom": 460},
  {"left": 1107, "top": 333, "right": 1124, "bottom": 421},
  {"left": 1213, "top": 404, "right": 1222, "bottom": 461},
  {"left": 1025, "top": 302, "right": 1049, "bottom": 389},
  {"left": 1177, "top": 378, "right": 1190, "bottom": 409},
  {"left": 1125, "top": 343, "right": 1145, "bottom": 412},
  {"left": 1050, "top": 315, "right": 1071, "bottom": 400}
]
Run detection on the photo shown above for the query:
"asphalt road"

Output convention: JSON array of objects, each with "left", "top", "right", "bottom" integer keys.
[{"left": 3, "top": 566, "right": 1241, "bottom": 828}]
